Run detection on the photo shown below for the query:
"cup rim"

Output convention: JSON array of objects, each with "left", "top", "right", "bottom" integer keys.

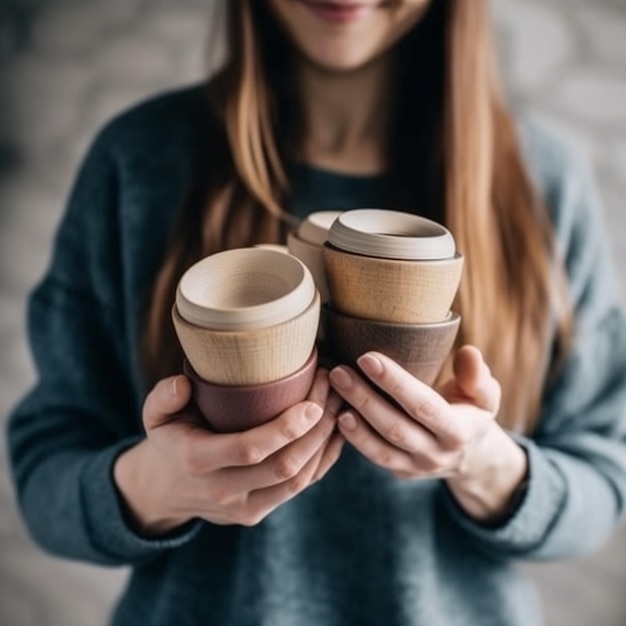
[
  {"left": 172, "top": 289, "right": 321, "bottom": 338},
  {"left": 183, "top": 347, "right": 319, "bottom": 390},
  {"left": 327, "top": 209, "right": 455, "bottom": 260},
  {"left": 297, "top": 210, "right": 343, "bottom": 246},
  {"left": 176, "top": 248, "right": 315, "bottom": 330},
  {"left": 253, "top": 243, "right": 289, "bottom": 254},
  {"left": 323, "top": 303, "right": 461, "bottom": 329},
  {"left": 323, "top": 241, "right": 463, "bottom": 265}
]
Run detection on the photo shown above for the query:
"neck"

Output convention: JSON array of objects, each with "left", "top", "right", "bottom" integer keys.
[{"left": 296, "top": 55, "right": 394, "bottom": 175}]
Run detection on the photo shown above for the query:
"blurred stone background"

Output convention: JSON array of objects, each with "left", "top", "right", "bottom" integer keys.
[{"left": 0, "top": 1, "right": 625, "bottom": 625}]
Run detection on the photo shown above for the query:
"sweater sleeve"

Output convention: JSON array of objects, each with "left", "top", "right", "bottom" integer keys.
[
  {"left": 441, "top": 130, "right": 626, "bottom": 560},
  {"left": 6, "top": 128, "right": 201, "bottom": 566}
]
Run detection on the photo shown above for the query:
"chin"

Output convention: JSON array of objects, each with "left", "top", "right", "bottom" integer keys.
[{"left": 298, "top": 41, "right": 383, "bottom": 73}]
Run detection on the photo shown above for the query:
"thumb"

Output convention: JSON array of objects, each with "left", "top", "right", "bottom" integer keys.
[
  {"left": 452, "top": 346, "right": 501, "bottom": 414},
  {"left": 143, "top": 375, "right": 193, "bottom": 430}
]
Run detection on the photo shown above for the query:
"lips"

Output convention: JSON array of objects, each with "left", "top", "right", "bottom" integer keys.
[{"left": 296, "top": 1, "right": 379, "bottom": 24}]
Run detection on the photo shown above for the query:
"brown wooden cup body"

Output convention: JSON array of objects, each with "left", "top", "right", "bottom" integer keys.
[
  {"left": 183, "top": 349, "right": 318, "bottom": 433},
  {"left": 324, "top": 306, "right": 460, "bottom": 386}
]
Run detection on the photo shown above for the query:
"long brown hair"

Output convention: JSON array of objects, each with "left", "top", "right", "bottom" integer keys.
[{"left": 143, "top": 0, "right": 571, "bottom": 434}]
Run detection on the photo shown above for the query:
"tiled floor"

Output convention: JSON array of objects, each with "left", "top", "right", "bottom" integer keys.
[{"left": 1, "top": 1, "right": 625, "bottom": 625}]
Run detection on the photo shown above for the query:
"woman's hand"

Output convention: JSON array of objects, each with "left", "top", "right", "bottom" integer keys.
[
  {"left": 114, "top": 369, "right": 344, "bottom": 536},
  {"left": 329, "top": 347, "right": 528, "bottom": 522}
]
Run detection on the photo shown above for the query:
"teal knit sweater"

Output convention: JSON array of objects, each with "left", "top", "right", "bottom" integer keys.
[{"left": 8, "top": 86, "right": 626, "bottom": 626}]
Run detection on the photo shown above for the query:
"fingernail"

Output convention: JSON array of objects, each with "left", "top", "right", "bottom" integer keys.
[
  {"left": 170, "top": 376, "right": 179, "bottom": 397},
  {"left": 339, "top": 412, "right": 357, "bottom": 431},
  {"left": 357, "top": 353, "right": 383, "bottom": 377},
  {"left": 330, "top": 367, "right": 352, "bottom": 390},
  {"left": 305, "top": 403, "right": 323, "bottom": 421}
]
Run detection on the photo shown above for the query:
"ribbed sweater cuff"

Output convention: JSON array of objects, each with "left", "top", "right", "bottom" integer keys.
[
  {"left": 80, "top": 438, "right": 203, "bottom": 564},
  {"left": 441, "top": 434, "right": 567, "bottom": 556}
]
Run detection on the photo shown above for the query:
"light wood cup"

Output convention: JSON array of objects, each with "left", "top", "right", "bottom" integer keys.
[
  {"left": 172, "top": 290, "right": 321, "bottom": 386},
  {"left": 322, "top": 243, "right": 464, "bottom": 324},
  {"left": 287, "top": 231, "right": 330, "bottom": 303},
  {"left": 298, "top": 211, "right": 343, "bottom": 246},
  {"left": 287, "top": 211, "right": 343, "bottom": 303}
]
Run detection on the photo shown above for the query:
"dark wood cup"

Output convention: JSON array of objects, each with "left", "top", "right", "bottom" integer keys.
[{"left": 323, "top": 306, "right": 460, "bottom": 386}]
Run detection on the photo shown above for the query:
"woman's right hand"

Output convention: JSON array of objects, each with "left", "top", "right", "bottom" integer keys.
[{"left": 113, "top": 369, "right": 344, "bottom": 536}]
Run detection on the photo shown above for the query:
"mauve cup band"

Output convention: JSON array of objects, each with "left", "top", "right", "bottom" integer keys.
[{"left": 183, "top": 348, "right": 318, "bottom": 433}]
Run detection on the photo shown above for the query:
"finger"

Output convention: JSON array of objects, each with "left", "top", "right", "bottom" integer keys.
[
  {"left": 452, "top": 346, "right": 501, "bottom": 414},
  {"left": 337, "top": 411, "right": 428, "bottom": 475},
  {"left": 350, "top": 352, "right": 460, "bottom": 444},
  {"left": 228, "top": 386, "right": 343, "bottom": 490},
  {"left": 202, "top": 372, "right": 338, "bottom": 473},
  {"left": 208, "top": 401, "right": 327, "bottom": 470},
  {"left": 307, "top": 368, "right": 331, "bottom": 408},
  {"left": 161, "top": 398, "right": 324, "bottom": 477},
  {"left": 212, "top": 405, "right": 337, "bottom": 492},
  {"left": 329, "top": 363, "right": 439, "bottom": 452},
  {"left": 311, "top": 432, "right": 345, "bottom": 482},
  {"left": 325, "top": 389, "right": 344, "bottom": 420},
  {"left": 143, "top": 375, "right": 193, "bottom": 430},
  {"left": 215, "top": 369, "right": 334, "bottom": 477},
  {"left": 245, "top": 439, "right": 328, "bottom": 521}
]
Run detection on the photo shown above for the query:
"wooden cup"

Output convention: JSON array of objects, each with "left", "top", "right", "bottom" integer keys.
[
  {"left": 172, "top": 290, "right": 321, "bottom": 386},
  {"left": 322, "top": 243, "right": 464, "bottom": 324},
  {"left": 324, "top": 306, "right": 461, "bottom": 386},
  {"left": 287, "top": 211, "right": 343, "bottom": 303},
  {"left": 287, "top": 231, "right": 330, "bottom": 303},
  {"left": 298, "top": 211, "right": 343, "bottom": 246},
  {"left": 184, "top": 348, "right": 318, "bottom": 433}
]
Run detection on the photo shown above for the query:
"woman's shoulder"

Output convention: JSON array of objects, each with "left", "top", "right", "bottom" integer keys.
[
  {"left": 517, "top": 114, "right": 622, "bottom": 319},
  {"left": 517, "top": 115, "right": 593, "bottom": 203},
  {"left": 90, "top": 82, "right": 216, "bottom": 161},
  {"left": 516, "top": 114, "right": 605, "bottom": 247}
]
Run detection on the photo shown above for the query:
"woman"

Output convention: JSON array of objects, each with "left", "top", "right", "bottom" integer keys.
[{"left": 8, "top": 1, "right": 626, "bottom": 624}]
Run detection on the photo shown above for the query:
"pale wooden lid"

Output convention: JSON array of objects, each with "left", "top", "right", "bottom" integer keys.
[
  {"left": 327, "top": 209, "right": 455, "bottom": 260},
  {"left": 176, "top": 247, "right": 315, "bottom": 330}
]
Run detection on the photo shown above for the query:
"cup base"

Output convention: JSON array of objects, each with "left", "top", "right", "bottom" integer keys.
[
  {"left": 323, "top": 305, "right": 460, "bottom": 387},
  {"left": 183, "top": 348, "right": 318, "bottom": 433}
]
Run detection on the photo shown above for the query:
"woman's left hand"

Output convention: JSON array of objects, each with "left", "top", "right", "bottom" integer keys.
[{"left": 329, "top": 346, "right": 528, "bottom": 522}]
